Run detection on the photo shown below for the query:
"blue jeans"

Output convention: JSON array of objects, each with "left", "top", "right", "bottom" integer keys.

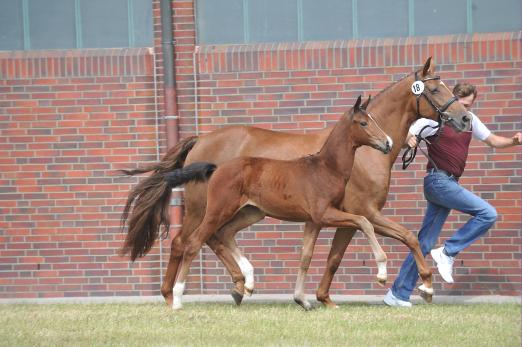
[{"left": 391, "top": 169, "right": 497, "bottom": 301}]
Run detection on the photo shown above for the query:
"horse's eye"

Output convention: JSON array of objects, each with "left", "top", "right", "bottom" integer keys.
[
  {"left": 431, "top": 88, "right": 439, "bottom": 94},
  {"left": 360, "top": 121, "right": 368, "bottom": 127}
]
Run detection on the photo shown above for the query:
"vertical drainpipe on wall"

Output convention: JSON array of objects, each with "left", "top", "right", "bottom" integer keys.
[{"left": 159, "top": 0, "right": 184, "bottom": 287}]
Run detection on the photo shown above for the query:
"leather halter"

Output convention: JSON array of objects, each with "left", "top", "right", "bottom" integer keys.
[{"left": 414, "top": 71, "right": 459, "bottom": 124}]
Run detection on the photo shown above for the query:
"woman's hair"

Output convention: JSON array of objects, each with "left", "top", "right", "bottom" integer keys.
[{"left": 453, "top": 83, "right": 478, "bottom": 100}]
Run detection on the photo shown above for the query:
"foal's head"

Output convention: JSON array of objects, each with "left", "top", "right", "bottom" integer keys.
[{"left": 349, "top": 95, "right": 392, "bottom": 154}]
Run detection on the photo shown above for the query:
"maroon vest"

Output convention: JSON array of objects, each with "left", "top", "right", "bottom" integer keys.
[{"left": 426, "top": 126, "right": 472, "bottom": 178}]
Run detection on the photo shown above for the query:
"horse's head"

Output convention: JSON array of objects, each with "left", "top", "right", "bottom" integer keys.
[
  {"left": 412, "top": 57, "right": 471, "bottom": 132},
  {"left": 350, "top": 95, "right": 393, "bottom": 154}
]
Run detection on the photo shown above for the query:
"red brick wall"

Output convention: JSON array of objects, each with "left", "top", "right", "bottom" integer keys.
[
  {"left": 0, "top": 48, "right": 163, "bottom": 298},
  {"left": 1, "top": 0, "right": 520, "bottom": 300},
  {"left": 186, "top": 35, "right": 522, "bottom": 296}
]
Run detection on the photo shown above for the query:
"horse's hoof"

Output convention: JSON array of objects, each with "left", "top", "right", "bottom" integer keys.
[
  {"left": 317, "top": 296, "right": 338, "bottom": 309},
  {"left": 244, "top": 287, "right": 254, "bottom": 297},
  {"left": 376, "top": 277, "right": 387, "bottom": 287},
  {"left": 418, "top": 284, "right": 433, "bottom": 303},
  {"left": 231, "top": 290, "right": 244, "bottom": 306},
  {"left": 163, "top": 295, "right": 173, "bottom": 307}
]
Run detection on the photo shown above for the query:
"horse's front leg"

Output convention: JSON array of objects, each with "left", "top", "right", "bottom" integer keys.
[
  {"left": 316, "top": 227, "right": 357, "bottom": 308},
  {"left": 370, "top": 212, "right": 433, "bottom": 302},
  {"left": 293, "top": 222, "right": 321, "bottom": 311}
]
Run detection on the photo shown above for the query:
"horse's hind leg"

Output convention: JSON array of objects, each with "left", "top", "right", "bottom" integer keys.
[
  {"left": 161, "top": 235, "right": 184, "bottom": 307},
  {"left": 216, "top": 206, "right": 265, "bottom": 298},
  {"left": 161, "top": 182, "right": 207, "bottom": 306},
  {"left": 293, "top": 222, "right": 321, "bottom": 311}
]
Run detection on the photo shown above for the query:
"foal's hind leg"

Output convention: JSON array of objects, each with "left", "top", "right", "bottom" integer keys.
[
  {"left": 206, "top": 235, "right": 246, "bottom": 305},
  {"left": 293, "top": 222, "right": 321, "bottom": 311},
  {"left": 215, "top": 206, "right": 265, "bottom": 298},
  {"left": 172, "top": 188, "right": 244, "bottom": 309},
  {"left": 321, "top": 208, "right": 387, "bottom": 284}
]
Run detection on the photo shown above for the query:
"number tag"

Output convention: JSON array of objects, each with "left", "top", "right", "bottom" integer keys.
[{"left": 411, "top": 81, "right": 425, "bottom": 95}]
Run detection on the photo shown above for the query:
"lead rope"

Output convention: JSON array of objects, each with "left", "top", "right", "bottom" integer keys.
[{"left": 401, "top": 123, "right": 441, "bottom": 170}]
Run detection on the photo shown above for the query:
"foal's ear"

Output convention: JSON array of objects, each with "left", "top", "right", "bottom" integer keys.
[
  {"left": 361, "top": 95, "right": 371, "bottom": 110},
  {"left": 353, "top": 95, "right": 362, "bottom": 111},
  {"left": 422, "top": 57, "right": 435, "bottom": 77}
]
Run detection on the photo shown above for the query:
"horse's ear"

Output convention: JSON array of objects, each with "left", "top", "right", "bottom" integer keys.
[
  {"left": 354, "top": 95, "right": 362, "bottom": 111},
  {"left": 361, "top": 95, "right": 371, "bottom": 110},
  {"left": 422, "top": 57, "right": 434, "bottom": 77}
]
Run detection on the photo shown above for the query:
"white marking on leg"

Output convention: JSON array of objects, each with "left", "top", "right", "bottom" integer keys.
[
  {"left": 418, "top": 283, "right": 434, "bottom": 295},
  {"left": 239, "top": 256, "right": 254, "bottom": 291},
  {"left": 377, "top": 261, "right": 387, "bottom": 281},
  {"left": 172, "top": 282, "right": 185, "bottom": 310}
]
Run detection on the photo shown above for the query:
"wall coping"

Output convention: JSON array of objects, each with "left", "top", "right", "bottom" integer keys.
[{"left": 196, "top": 31, "right": 522, "bottom": 72}]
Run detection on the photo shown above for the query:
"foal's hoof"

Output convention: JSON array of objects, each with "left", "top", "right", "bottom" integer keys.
[
  {"left": 294, "top": 298, "right": 315, "bottom": 311},
  {"left": 418, "top": 284, "right": 433, "bottom": 303},
  {"left": 244, "top": 287, "right": 254, "bottom": 297},
  {"left": 231, "top": 289, "right": 244, "bottom": 306}
]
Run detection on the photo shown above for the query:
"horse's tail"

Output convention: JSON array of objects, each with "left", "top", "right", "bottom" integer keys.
[
  {"left": 119, "top": 162, "right": 216, "bottom": 261},
  {"left": 118, "top": 136, "right": 199, "bottom": 176}
]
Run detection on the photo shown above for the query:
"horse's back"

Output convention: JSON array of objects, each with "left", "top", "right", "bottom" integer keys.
[{"left": 185, "top": 125, "right": 330, "bottom": 165}]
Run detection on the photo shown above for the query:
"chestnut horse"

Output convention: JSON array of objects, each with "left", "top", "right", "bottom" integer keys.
[
  {"left": 151, "top": 96, "right": 392, "bottom": 309},
  {"left": 120, "top": 58, "right": 471, "bottom": 309}
]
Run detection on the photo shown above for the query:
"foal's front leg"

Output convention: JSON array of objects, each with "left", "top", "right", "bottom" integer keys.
[
  {"left": 370, "top": 212, "right": 433, "bottom": 301},
  {"left": 293, "top": 222, "right": 321, "bottom": 311},
  {"left": 321, "top": 207, "right": 387, "bottom": 284}
]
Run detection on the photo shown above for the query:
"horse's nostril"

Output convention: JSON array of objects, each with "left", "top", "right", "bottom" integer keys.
[{"left": 463, "top": 115, "right": 470, "bottom": 122}]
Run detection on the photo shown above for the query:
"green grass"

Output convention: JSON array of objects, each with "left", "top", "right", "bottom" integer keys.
[{"left": 0, "top": 303, "right": 520, "bottom": 346}]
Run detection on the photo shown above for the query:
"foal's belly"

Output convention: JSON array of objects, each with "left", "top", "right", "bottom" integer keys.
[{"left": 244, "top": 193, "right": 311, "bottom": 223}]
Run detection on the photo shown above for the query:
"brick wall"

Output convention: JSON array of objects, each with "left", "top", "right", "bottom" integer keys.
[
  {"left": 0, "top": 48, "right": 163, "bottom": 298},
  {"left": 186, "top": 34, "right": 522, "bottom": 297},
  {"left": 1, "top": 0, "right": 520, "bottom": 300}
]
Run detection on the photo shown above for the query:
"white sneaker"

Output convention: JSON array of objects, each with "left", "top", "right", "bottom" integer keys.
[
  {"left": 430, "top": 247, "right": 454, "bottom": 283},
  {"left": 383, "top": 289, "right": 412, "bottom": 308}
]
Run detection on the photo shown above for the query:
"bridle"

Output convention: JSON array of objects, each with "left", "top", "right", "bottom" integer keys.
[
  {"left": 359, "top": 108, "right": 392, "bottom": 153},
  {"left": 402, "top": 71, "right": 461, "bottom": 170},
  {"left": 413, "top": 71, "right": 459, "bottom": 124}
]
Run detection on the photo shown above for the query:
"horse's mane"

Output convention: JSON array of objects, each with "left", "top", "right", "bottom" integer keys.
[{"left": 371, "top": 69, "right": 418, "bottom": 105}]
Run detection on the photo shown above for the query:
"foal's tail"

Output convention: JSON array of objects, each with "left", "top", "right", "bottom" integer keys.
[
  {"left": 119, "top": 136, "right": 202, "bottom": 261},
  {"left": 119, "top": 160, "right": 216, "bottom": 261}
]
